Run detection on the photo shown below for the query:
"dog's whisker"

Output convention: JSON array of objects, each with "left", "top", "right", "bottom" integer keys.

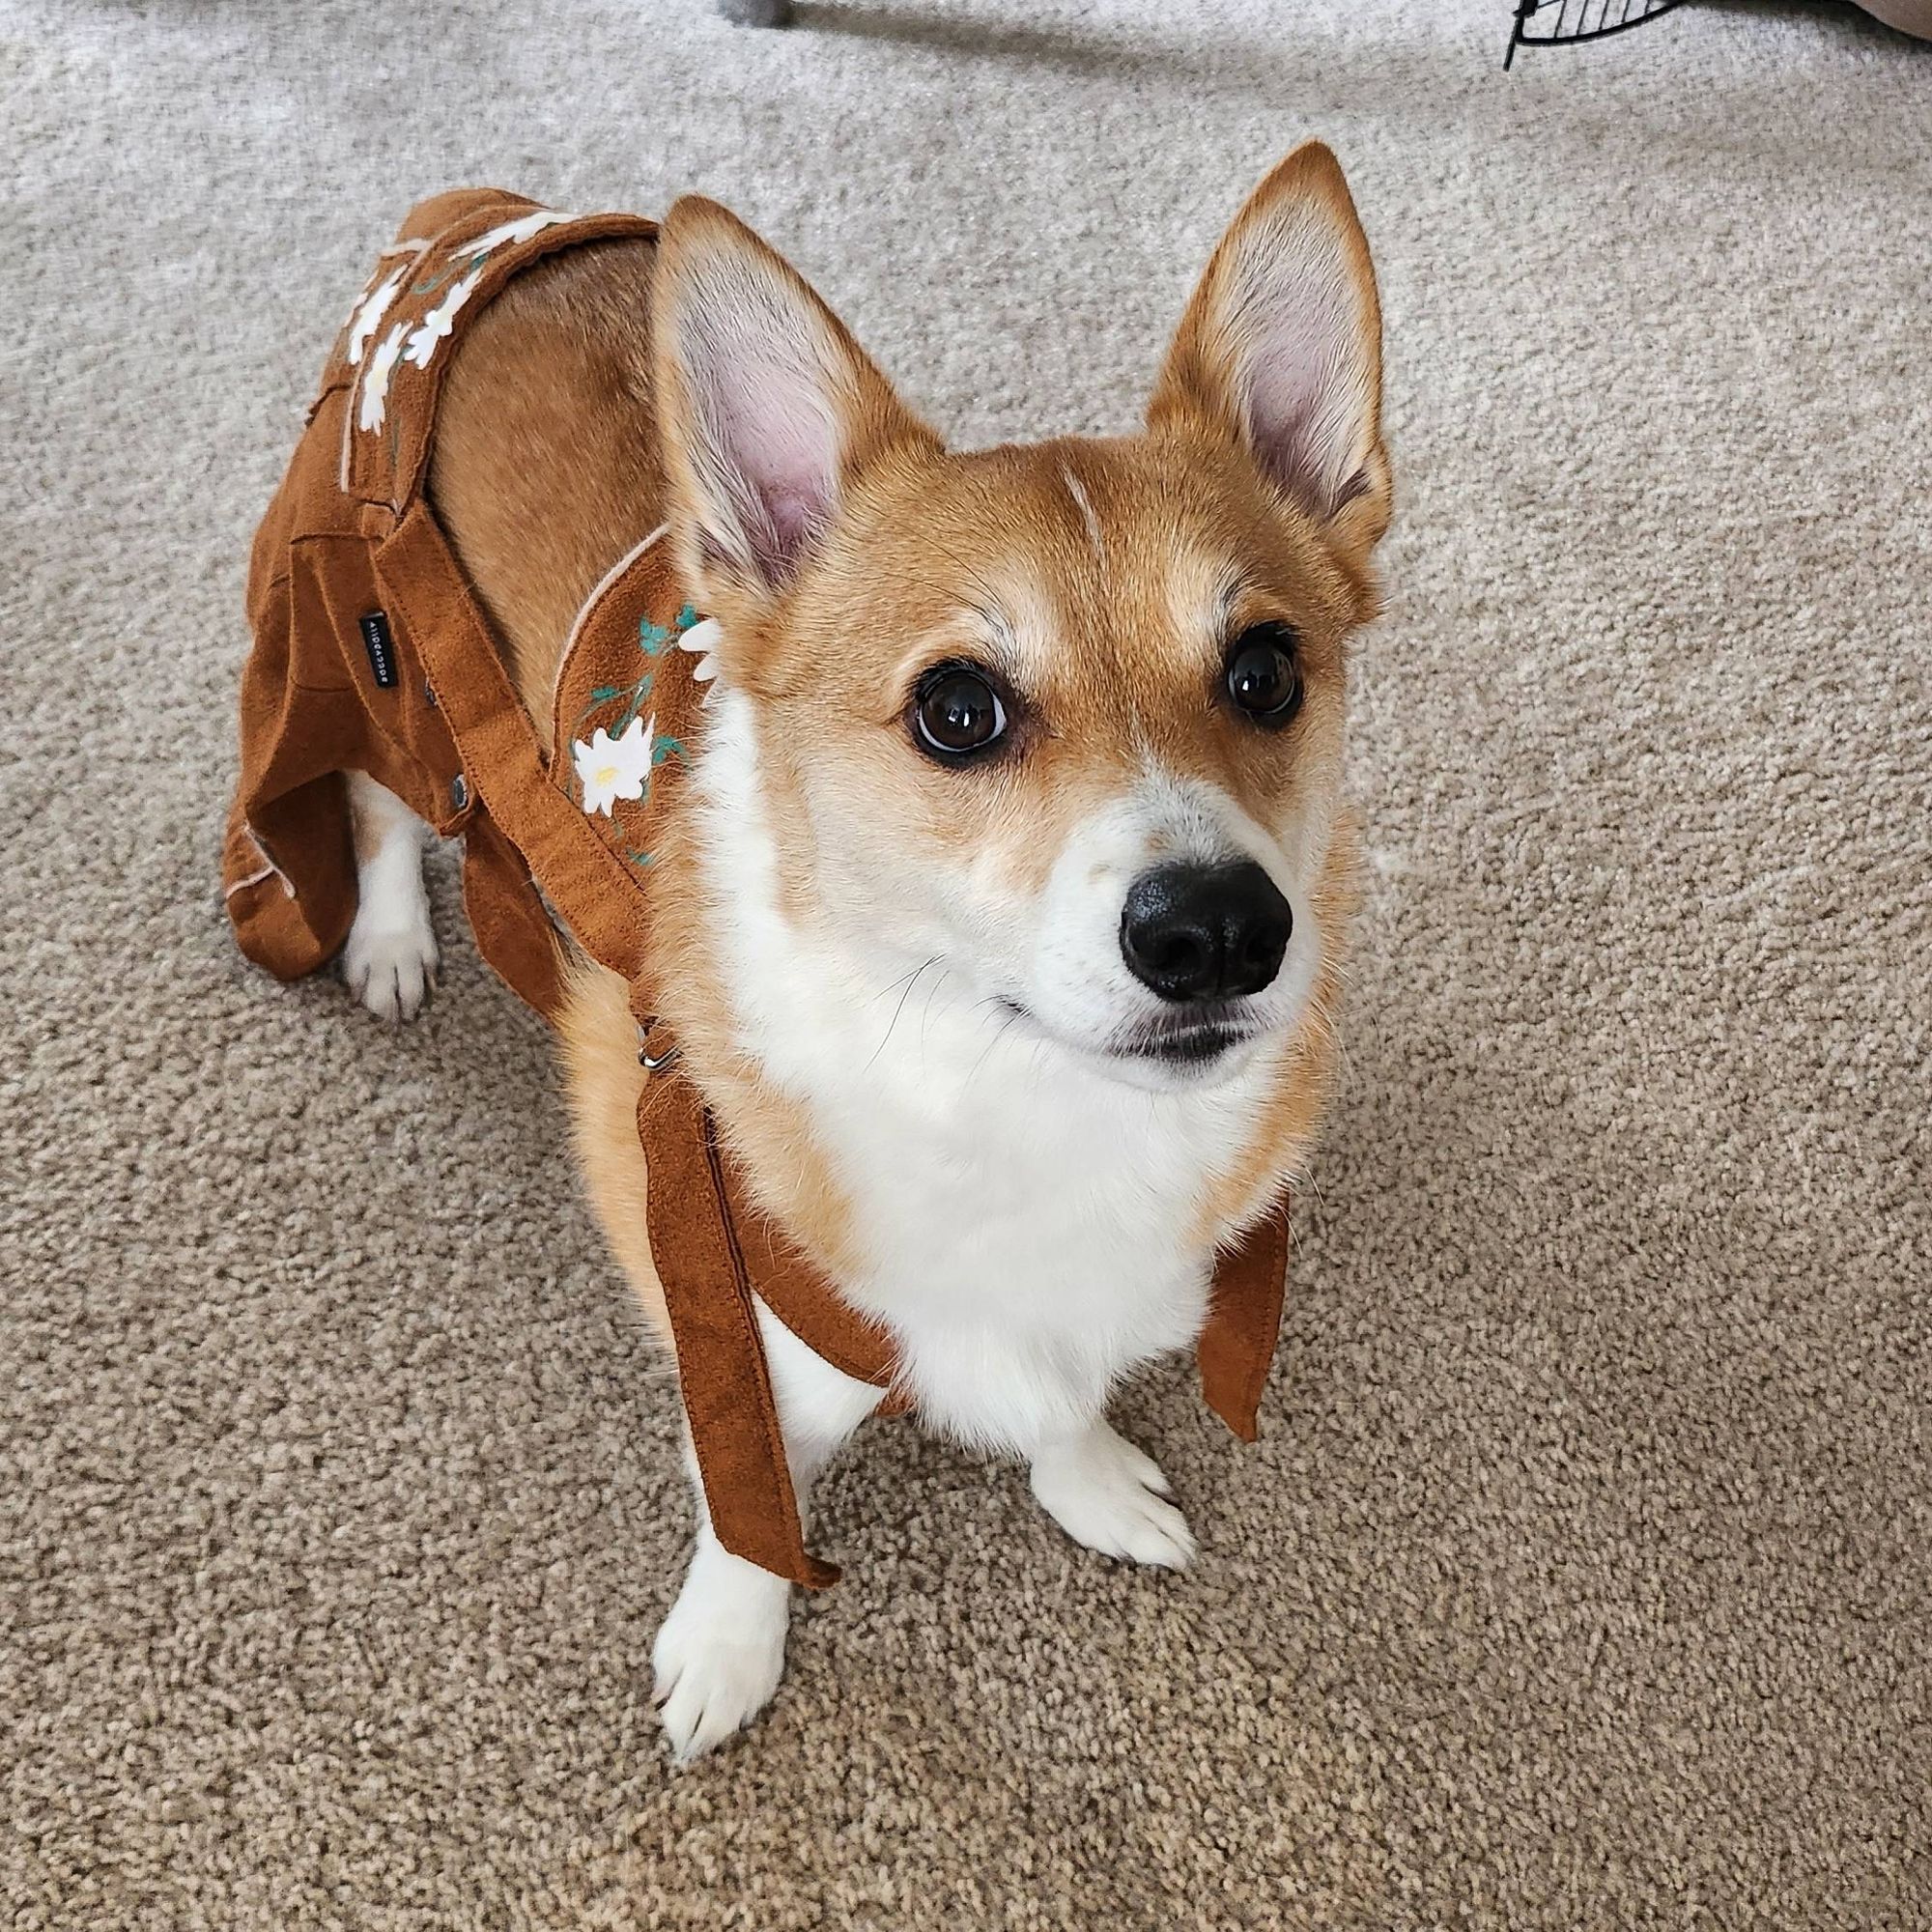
[
  {"left": 867, "top": 954, "right": 940, "bottom": 1069},
  {"left": 962, "top": 1009, "right": 1020, "bottom": 1092},
  {"left": 868, "top": 958, "right": 934, "bottom": 1005}
]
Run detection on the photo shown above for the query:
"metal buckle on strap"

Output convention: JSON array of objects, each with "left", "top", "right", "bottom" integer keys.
[{"left": 637, "top": 1021, "right": 680, "bottom": 1074}]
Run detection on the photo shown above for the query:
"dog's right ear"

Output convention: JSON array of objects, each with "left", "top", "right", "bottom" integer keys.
[{"left": 651, "top": 199, "right": 939, "bottom": 632}]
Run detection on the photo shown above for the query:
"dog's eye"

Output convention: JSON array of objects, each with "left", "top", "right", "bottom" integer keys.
[
  {"left": 913, "top": 663, "right": 1009, "bottom": 762},
  {"left": 1224, "top": 623, "right": 1303, "bottom": 726}
]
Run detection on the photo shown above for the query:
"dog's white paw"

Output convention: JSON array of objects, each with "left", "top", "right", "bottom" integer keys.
[
  {"left": 1029, "top": 1419, "right": 1197, "bottom": 1570},
  {"left": 343, "top": 905, "right": 438, "bottom": 1021},
  {"left": 651, "top": 1543, "right": 789, "bottom": 1764}
]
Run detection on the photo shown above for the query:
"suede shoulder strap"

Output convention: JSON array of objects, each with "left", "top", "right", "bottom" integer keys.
[{"left": 1200, "top": 1196, "right": 1293, "bottom": 1440}]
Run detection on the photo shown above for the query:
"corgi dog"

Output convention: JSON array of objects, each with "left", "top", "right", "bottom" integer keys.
[{"left": 337, "top": 142, "right": 1390, "bottom": 1760}]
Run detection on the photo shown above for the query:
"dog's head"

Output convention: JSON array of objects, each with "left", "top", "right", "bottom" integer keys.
[{"left": 652, "top": 145, "right": 1389, "bottom": 1089}]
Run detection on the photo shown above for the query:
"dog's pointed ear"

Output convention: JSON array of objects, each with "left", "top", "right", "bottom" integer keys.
[
  {"left": 1149, "top": 144, "right": 1390, "bottom": 558},
  {"left": 651, "top": 198, "right": 940, "bottom": 622}
]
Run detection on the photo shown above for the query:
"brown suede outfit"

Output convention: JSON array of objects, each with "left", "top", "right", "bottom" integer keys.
[{"left": 225, "top": 190, "right": 1295, "bottom": 1587}]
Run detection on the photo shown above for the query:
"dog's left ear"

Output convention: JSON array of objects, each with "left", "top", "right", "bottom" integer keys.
[
  {"left": 651, "top": 198, "right": 940, "bottom": 634},
  {"left": 1150, "top": 143, "right": 1390, "bottom": 563}
]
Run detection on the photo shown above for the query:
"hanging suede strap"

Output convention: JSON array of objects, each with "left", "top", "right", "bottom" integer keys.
[{"left": 1199, "top": 1195, "right": 1293, "bottom": 1441}]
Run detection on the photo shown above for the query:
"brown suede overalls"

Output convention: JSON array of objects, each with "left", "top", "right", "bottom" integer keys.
[{"left": 225, "top": 191, "right": 1294, "bottom": 1587}]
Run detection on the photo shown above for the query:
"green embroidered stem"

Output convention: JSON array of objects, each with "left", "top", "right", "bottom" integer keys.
[
  {"left": 411, "top": 251, "right": 490, "bottom": 298},
  {"left": 612, "top": 671, "right": 656, "bottom": 739}
]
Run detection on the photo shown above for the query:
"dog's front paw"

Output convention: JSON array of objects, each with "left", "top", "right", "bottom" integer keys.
[
  {"left": 651, "top": 1544, "right": 789, "bottom": 1764},
  {"left": 342, "top": 904, "right": 439, "bottom": 1021},
  {"left": 1029, "top": 1419, "right": 1197, "bottom": 1570}
]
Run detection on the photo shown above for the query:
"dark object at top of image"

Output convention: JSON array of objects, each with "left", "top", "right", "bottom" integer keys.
[{"left": 1504, "top": 0, "right": 1685, "bottom": 67}]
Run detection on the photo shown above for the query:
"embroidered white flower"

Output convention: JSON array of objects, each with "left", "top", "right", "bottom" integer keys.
[
  {"left": 469, "top": 209, "right": 574, "bottom": 258},
  {"left": 404, "top": 267, "right": 484, "bottom": 370},
  {"left": 357, "top": 320, "right": 409, "bottom": 434},
  {"left": 677, "top": 617, "right": 724, "bottom": 705},
  {"left": 346, "top": 266, "right": 407, "bottom": 366},
  {"left": 573, "top": 715, "right": 654, "bottom": 817}
]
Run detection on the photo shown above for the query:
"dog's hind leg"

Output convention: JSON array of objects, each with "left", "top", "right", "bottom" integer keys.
[
  {"left": 651, "top": 1306, "right": 880, "bottom": 1764},
  {"left": 341, "top": 770, "right": 439, "bottom": 1021}
]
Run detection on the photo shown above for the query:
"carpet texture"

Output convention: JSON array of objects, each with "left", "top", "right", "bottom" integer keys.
[{"left": 5, "top": 2, "right": 1929, "bottom": 1925}]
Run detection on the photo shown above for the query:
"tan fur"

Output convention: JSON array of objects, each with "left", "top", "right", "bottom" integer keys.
[
  {"left": 554, "top": 961, "right": 666, "bottom": 1327},
  {"left": 347, "top": 778, "right": 393, "bottom": 867},
  {"left": 432, "top": 242, "right": 668, "bottom": 724},
  {"left": 426, "top": 142, "right": 1390, "bottom": 1360}
]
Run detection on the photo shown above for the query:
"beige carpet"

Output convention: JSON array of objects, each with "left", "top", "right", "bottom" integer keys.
[{"left": 6, "top": 1, "right": 1930, "bottom": 1925}]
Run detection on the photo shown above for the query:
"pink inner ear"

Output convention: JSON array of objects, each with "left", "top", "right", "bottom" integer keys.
[
  {"left": 1235, "top": 226, "right": 1371, "bottom": 522},
  {"left": 695, "top": 316, "right": 841, "bottom": 585}
]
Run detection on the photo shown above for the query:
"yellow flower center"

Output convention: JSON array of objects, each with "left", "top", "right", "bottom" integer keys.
[{"left": 595, "top": 765, "right": 618, "bottom": 787}]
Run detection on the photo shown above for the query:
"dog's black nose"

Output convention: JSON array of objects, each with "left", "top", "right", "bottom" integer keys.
[{"left": 1120, "top": 860, "right": 1293, "bottom": 1004}]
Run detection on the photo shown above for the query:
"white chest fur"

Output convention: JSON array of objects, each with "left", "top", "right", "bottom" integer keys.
[{"left": 692, "top": 695, "right": 1292, "bottom": 1455}]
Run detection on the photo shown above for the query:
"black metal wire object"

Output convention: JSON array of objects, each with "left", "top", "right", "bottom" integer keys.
[{"left": 1504, "top": 0, "right": 1688, "bottom": 67}]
